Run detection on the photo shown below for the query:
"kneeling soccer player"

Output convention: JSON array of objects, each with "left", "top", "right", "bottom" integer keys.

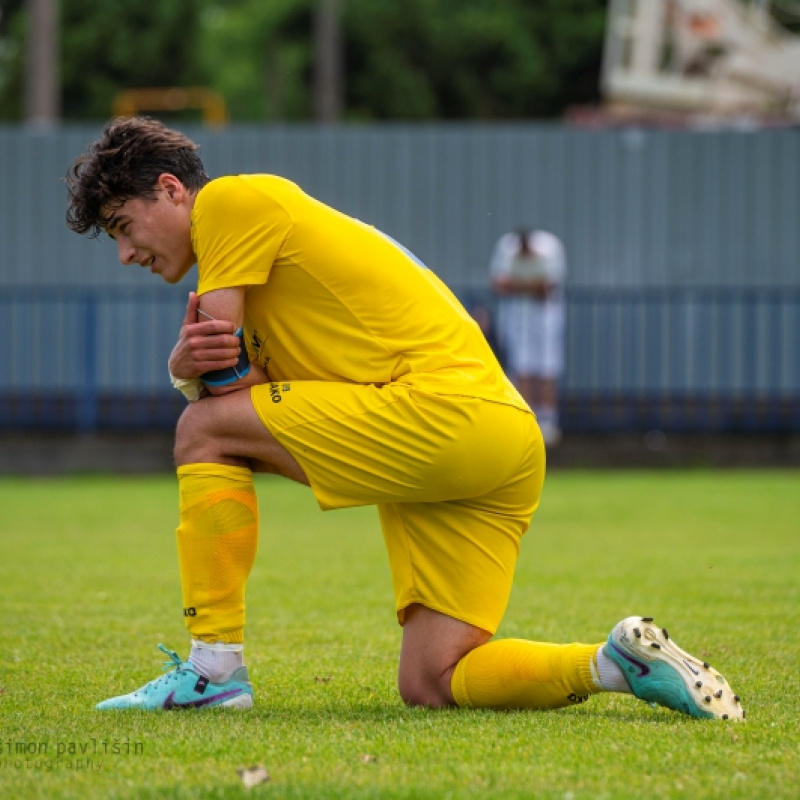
[{"left": 64, "top": 117, "right": 743, "bottom": 720}]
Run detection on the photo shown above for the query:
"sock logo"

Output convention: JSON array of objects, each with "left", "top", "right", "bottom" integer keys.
[
  {"left": 568, "top": 693, "right": 589, "bottom": 704},
  {"left": 183, "top": 607, "right": 197, "bottom": 617}
]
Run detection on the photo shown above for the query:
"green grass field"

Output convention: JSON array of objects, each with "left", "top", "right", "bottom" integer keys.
[{"left": 1, "top": 470, "right": 798, "bottom": 799}]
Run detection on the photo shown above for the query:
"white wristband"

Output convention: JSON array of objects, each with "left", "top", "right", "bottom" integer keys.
[{"left": 169, "top": 372, "right": 208, "bottom": 403}]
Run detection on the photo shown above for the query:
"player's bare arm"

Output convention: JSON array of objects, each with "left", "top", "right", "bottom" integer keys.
[
  {"left": 169, "top": 288, "right": 268, "bottom": 396},
  {"left": 169, "top": 291, "right": 239, "bottom": 378}
]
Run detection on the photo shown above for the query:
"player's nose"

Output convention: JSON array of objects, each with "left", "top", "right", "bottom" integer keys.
[{"left": 117, "top": 238, "right": 137, "bottom": 266}]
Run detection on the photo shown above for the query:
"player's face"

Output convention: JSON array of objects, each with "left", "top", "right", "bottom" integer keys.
[{"left": 104, "top": 175, "right": 196, "bottom": 285}]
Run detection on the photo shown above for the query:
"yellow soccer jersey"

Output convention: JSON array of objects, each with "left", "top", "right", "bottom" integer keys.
[{"left": 192, "top": 175, "right": 526, "bottom": 409}]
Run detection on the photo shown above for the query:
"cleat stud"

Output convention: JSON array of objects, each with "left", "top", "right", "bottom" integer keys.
[
  {"left": 634, "top": 627, "right": 642, "bottom": 638},
  {"left": 703, "top": 662, "right": 711, "bottom": 669},
  {"left": 650, "top": 642, "right": 661, "bottom": 649},
  {"left": 662, "top": 628, "right": 669, "bottom": 639},
  {"left": 715, "top": 690, "right": 723, "bottom": 699},
  {"left": 722, "top": 714, "right": 729, "bottom": 720},
  {"left": 704, "top": 696, "right": 712, "bottom": 703},
  {"left": 695, "top": 681, "right": 703, "bottom": 688},
  {"left": 642, "top": 617, "right": 654, "bottom": 622},
  {"left": 734, "top": 695, "right": 740, "bottom": 702}
]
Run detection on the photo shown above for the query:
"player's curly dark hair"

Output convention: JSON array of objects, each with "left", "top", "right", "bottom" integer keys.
[{"left": 65, "top": 116, "right": 210, "bottom": 237}]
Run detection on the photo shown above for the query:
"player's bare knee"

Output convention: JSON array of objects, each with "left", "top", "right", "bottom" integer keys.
[
  {"left": 174, "top": 400, "right": 216, "bottom": 464},
  {"left": 397, "top": 670, "right": 454, "bottom": 708},
  {"left": 398, "top": 685, "right": 452, "bottom": 708}
]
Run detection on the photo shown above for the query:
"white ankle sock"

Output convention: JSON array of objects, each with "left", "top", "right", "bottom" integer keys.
[
  {"left": 189, "top": 641, "right": 244, "bottom": 683},
  {"left": 593, "top": 647, "right": 632, "bottom": 693}
]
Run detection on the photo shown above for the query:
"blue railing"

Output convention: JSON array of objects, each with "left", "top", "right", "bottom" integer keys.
[
  {"left": 0, "top": 287, "right": 188, "bottom": 431},
  {"left": 2, "top": 286, "right": 799, "bottom": 433}
]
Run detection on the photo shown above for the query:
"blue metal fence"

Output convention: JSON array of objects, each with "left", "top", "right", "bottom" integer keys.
[
  {"left": 561, "top": 287, "right": 800, "bottom": 432},
  {"left": 2, "top": 126, "right": 799, "bottom": 434},
  {"left": 2, "top": 285, "right": 798, "bottom": 433},
  {"left": 3, "top": 125, "right": 800, "bottom": 292}
]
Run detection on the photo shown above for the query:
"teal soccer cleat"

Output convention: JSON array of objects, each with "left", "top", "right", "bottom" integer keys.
[
  {"left": 604, "top": 616, "right": 743, "bottom": 720},
  {"left": 96, "top": 644, "right": 253, "bottom": 710}
]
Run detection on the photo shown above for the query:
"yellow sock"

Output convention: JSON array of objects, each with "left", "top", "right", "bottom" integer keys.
[
  {"left": 176, "top": 463, "right": 258, "bottom": 645},
  {"left": 451, "top": 639, "right": 603, "bottom": 710}
]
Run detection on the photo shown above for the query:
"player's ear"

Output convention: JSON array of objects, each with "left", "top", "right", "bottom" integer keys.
[{"left": 158, "top": 173, "right": 184, "bottom": 203}]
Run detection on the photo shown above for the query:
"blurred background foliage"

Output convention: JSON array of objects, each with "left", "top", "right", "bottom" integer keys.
[{"left": 0, "top": 0, "right": 607, "bottom": 122}]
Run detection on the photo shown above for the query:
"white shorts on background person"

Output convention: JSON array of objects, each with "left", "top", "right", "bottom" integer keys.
[{"left": 496, "top": 291, "right": 565, "bottom": 379}]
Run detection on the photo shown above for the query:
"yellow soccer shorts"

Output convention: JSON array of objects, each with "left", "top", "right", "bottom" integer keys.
[{"left": 250, "top": 381, "right": 545, "bottom": 634}]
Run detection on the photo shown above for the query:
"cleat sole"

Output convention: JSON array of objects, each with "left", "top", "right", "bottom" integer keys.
[{"left": 605, "top": 616, "right": 744, "bottom": 721}]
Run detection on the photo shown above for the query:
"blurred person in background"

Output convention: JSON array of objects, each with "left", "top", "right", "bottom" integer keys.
[{"left": 490, "top": 229, "right": 566, "bottom": 446}]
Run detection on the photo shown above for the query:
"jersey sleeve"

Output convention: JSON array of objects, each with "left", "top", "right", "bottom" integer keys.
[{"left": 192, "top": 176, "right": 294, "bottom": 295}]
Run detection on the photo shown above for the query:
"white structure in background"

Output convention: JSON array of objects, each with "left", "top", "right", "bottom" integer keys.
[{"left": 602, "top": 0, "right": 800, "bottom": 120}]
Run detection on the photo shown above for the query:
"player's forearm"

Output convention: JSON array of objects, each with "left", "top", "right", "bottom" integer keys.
[{"left": 205, "top": 362, "right": 269, "bottom": 396}]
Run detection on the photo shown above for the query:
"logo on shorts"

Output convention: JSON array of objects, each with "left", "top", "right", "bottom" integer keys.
[{"left": 269, "top": 383, "right": 286, "bottom": 403}]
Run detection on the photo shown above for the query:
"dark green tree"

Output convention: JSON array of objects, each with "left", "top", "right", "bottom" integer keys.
[
  {"left": 0, "top": 0, "right": 608, "bottom": 122},
  {"left": 343, "top": 0, "right": 607, "bottom": 119},
  {"left": 0, "top": 0, "right": 208, "bottom": 121},
  {"left": 195, "top": 0, "right": 313, "bottom": 121},
  {"left": 0, "top": 0, "right": 27, "bottom": 118},
  {"left": 195, "top": 0, "right": 607, "bottom": 120},
  {"left": 60, "top": 0, "right": 207, "bottom": 120}
]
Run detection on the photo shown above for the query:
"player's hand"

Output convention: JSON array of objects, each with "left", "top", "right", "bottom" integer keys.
[{"left": 168, "top": 292, "right": 241, "bottom": 379}]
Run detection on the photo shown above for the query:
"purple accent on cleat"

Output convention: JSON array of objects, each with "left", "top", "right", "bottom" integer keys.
[
  {"left": 162, "top": 689, "right": 243, "bottom": 709},
  {"left": 608, "top": 641, "right": 650, "bottom": 677},
  {"left": 683, "top": 659, "right": 700, "bottom": 676}
]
